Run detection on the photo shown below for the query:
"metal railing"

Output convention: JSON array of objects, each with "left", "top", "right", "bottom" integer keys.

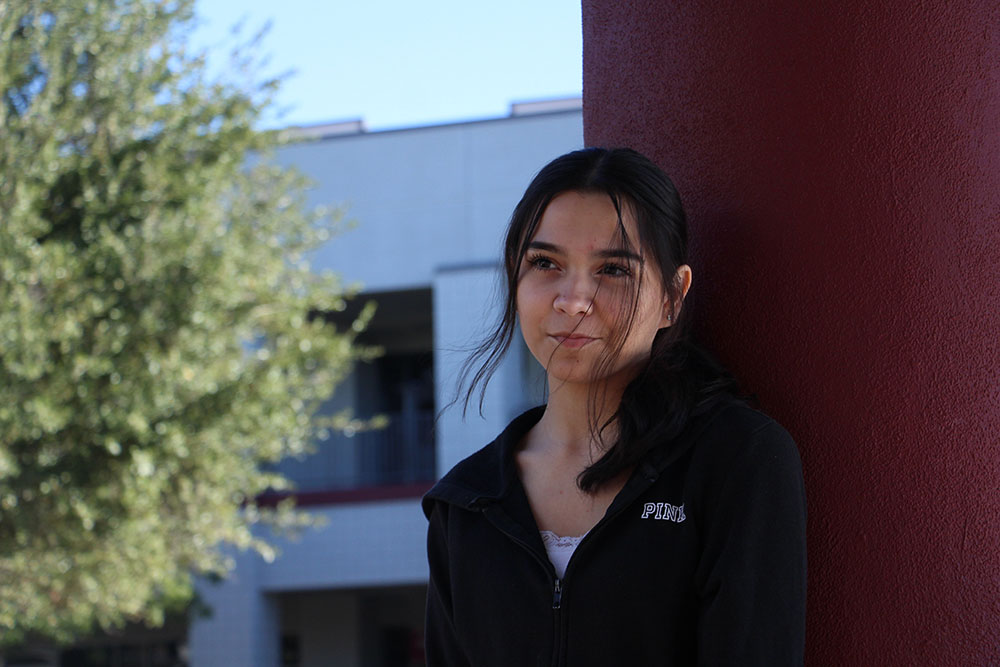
[{"left": 274, "top": 411, "right": 435, "bottom": 493}]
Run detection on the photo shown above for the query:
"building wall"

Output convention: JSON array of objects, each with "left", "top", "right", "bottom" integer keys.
[
  {"left": 433, "top": 264, "right": 545, "bottom": 478},
  {"left": 188, "top": 108, "right": 583, "bottom": 667},
  {"left": 275, "top": 111, "right": 584, "bottom": 292},
  {"left": 259, "top": 500, "right": 429, "bottom": 592},
  {"left": 582, "top": 2, "right": 999, "bottom": 665},
  {"left": 189, "top": 548, "right": 279, "bottom": 667}
]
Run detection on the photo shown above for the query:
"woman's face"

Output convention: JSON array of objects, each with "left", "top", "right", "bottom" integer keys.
[{"left": 516, "top": 190, "right": 688, "bottom": 390}]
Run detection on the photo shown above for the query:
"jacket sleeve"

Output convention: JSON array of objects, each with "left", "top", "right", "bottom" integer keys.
[
  {"left": 424, "top": 501, "right": 473, "bottom": 667},
  {"left": 695, "top": 421, "right": 807, "bottom": 666}
]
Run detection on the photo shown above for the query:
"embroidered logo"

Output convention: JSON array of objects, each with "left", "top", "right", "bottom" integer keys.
[{"left": 641, "top": 501, "right": 686, "bottom": 523}]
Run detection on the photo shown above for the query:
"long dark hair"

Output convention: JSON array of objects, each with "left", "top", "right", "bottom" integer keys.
[{"left": 460, "top": 147, "right": 736, "bottom": 493}]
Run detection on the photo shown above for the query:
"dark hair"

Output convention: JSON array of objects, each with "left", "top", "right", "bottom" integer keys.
[{"left": 460, "top": 147, "right": 736, "bottom": 493}]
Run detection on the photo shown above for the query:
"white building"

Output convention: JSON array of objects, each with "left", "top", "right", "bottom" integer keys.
[{"left": 187, "top": 102, "right": 583, "bottom": 667}]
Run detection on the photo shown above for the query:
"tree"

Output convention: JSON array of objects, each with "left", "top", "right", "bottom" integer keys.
[{"left": 0, "top": 0, "right": 370, "bottom": 643}]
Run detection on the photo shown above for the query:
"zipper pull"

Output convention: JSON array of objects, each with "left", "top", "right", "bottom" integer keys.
[{"left": 552, "top": 579, "right": 562, "bottom": 609}]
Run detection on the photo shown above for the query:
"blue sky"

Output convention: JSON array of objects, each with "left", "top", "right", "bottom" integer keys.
[{"left": 191, "top": 0, "right": 582, "bottom": 131}]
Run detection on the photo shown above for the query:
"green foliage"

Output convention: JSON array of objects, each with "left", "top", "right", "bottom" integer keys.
[{"left": 0, "top": 0, "right": 371, "bottom": 643}]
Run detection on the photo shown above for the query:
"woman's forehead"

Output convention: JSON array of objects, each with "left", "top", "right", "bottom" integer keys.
[{"left": 531, "top": 191, "right": 641, "bottom": 251}]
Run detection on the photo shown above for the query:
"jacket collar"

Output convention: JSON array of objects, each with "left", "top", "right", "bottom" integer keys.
[
  {"left": 422, "top": 397, "right": 739, "bottom": 519},
  {"left": 422, "top": 406, "right": 544, "bottom": 518}
]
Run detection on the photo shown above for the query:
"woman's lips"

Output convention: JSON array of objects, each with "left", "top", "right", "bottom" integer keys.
[{"left": 549, "top": 334, "right": 598, "bottom": 349}]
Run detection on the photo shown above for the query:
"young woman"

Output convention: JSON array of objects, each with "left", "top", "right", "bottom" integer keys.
[{"left": 423, "top": 148, "right": 806, "bottom": 666}]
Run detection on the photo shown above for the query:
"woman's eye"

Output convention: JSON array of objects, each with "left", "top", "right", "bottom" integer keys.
[
  {"left": 528, "top": 256, "right": 556, "bottom": 271},
  {"left": 599, "top": 263, "right": 632, "bottom": 277}
]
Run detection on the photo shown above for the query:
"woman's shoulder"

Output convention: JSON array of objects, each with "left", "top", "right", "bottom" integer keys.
[
  {"left": 684, "top": 397, "right": 800, "bottom": 474},
  {"left": 677, "top": 398, "right": 804, "bottom": 512}
]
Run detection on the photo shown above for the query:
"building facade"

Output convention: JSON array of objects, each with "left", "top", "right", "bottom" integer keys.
[{"left": 187, "top": 103, "right": 582, "bottom": 667}]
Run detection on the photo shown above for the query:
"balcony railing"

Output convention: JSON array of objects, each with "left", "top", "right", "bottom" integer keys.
[{"left": 273, "top": 410, "right": 436, "bottom": 493}]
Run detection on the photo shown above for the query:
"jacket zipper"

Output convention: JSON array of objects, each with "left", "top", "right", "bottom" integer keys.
[
  {"left": 552, "top": 578, "right": 564, "bottom": 667},
  {"left": 479, "top": 507, "right": 565, "bottom": 665},
  {"left": 479, "top": 470, "right": 659, "bottom": 667}
]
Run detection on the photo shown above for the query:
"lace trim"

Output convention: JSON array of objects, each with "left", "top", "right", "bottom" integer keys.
[{"left": 540, "top": 530, "right": 586, "bottom": 549}]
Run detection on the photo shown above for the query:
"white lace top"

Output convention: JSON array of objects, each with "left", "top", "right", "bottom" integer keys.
[{"left": 540, "top": 530, "right": 587, "bottom": 579}]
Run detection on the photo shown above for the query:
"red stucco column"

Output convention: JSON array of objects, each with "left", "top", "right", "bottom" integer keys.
[{"left": 582, "top": 2, "right": 999, "bottom": 664}]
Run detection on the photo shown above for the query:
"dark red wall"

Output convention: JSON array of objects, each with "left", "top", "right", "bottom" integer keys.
[{"left": 582, "top": 1, "right": 999, "bottom": 664}]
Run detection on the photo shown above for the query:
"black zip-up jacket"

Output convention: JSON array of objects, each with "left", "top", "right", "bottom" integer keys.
[{"left": 422, "top": 400, "right": 807, "bottom": 666}]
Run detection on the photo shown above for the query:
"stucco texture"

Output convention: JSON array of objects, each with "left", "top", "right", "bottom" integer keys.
[{"left": 582, "top": 1, "right": 999, "bottom": 664}]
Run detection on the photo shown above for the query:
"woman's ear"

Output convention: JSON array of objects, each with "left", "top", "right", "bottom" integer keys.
[{"left": 661, "top": 264, "right": 692, "bottom": 328}]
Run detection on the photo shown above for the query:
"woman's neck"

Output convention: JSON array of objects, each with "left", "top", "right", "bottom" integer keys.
[{"left": 530, "top": 379, "right": 622, "bottom": 459}]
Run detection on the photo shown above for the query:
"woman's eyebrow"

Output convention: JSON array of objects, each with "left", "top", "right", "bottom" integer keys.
[
  {"left": 527, "top": 241, "right": 561, "bottom": 253},
  {"left": 527, "top": 241, "right": 641, "bottom": 262},
  {"left": 596, "top": 248, "right": 641, "bottom": 262}
]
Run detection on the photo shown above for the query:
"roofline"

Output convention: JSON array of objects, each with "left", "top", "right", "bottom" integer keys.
[{"left": 280, "top": 97, "right": 582, "bottom": 144}]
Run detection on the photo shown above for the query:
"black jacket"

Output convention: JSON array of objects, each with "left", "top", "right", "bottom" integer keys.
[{"left": 422, "top": 399, "right": 807, "bottom": 666}]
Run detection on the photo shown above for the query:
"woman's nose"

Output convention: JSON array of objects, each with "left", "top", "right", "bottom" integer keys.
[{"left": 553, "top": 274, "right": 595, "bottom": 316}]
